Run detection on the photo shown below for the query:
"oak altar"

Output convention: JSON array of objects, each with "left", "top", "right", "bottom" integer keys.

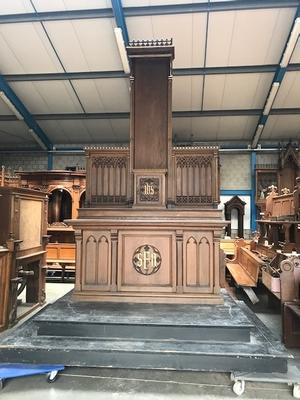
[{"left": 67, "top": 41, "right": 225, "bottom": 304}]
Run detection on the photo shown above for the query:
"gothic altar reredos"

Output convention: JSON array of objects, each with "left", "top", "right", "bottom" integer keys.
[{"left": 67, "top": 41, "right": 225, "bottom": 304}]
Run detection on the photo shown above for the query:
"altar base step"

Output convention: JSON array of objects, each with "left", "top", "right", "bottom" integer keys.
[{"left": 0, "top": 290, "right": 291, "bottom": 374}]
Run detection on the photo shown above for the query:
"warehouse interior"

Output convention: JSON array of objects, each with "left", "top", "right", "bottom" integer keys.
[{"left": 0, "top": 0, "right": 300, "bottom": 399}]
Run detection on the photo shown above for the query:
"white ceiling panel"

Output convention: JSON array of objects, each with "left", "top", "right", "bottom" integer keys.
[
  {"left": 127, "top": 13, "right": 207, "bottom": 68},
  {"left": 0, "top": 23, "right": 64, "bottom": 74},
  {"left": 123, "top": 0, "right": 207, "bottom": 5},
  {"left": 290, "top": 37, "right": 300, "bottom": 63},
  {"left": 44, "top": 19, "right": 122, "bottom": 72},
  {"left": 110, "top": 119, "right": 130, "bottom": 142},
  {"left": 173, "top": 116, "right": 258, "bottom": 141},
  {"left": 0, "top": 0, "right": 34, "bottom": 14},
  {"left": 203, "top": 73, "right": 274, "bottom": 110},
  {"left": 72, "top": 78, "right": 130, "bottom": 113},
  {"left": 206, "top": 8, "right": 296, "bottom": 66},
  {"left": 273, "top": 72, "right": 300, "bottom": 108},
  {"left": 262, "top": 115, "right": 300, "bottom": 140},
  {"left": 31, "top": 0, "right": 111, "bottom": 11},
  {"left": 10, "top": 81, "right": 83, "bottom": 114},
  {"left": 0, "top": 121, "right": 37, "bottom": 146},
  {"left": 172, "top": 76, "right": 203, "bottom": 111},
  {"left": 39, "top": 119, "right": 127, "bottom": 143},
  {"left": 0, "top": 99, "right": 14, "bottom": 116}
]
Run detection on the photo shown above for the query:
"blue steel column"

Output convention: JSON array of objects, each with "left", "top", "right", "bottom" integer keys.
[
  {"left": 250, "top": 151, "right": 257, "bottom": 232},
  {"left": 111, "top": 0, "right": 129, "bottom": 45}
]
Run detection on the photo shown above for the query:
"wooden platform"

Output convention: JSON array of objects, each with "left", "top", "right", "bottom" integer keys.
[{"left": 0, "top": 289, "right": 291, "bottom": 374}]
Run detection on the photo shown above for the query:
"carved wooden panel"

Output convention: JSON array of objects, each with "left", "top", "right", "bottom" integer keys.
[
  {"left": 173, "top": 147, "right": 219, "bottom": 207},
  {"left": 118, "top": 231, "right": 176, "bottom": 292},
  {"left": 19, "top": 199, "right": 42, "bottom": 251},
  {"left": 85, "top": 148, "right": 130, "bottom": 206},
  {"left": 183, "top": 231, "right": 214, "bottom": 293},
  {"left": 81, "top": 230, "right": 111, "bottom": 291}
]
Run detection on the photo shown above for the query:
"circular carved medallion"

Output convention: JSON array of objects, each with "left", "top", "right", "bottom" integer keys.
[{"left": 132, "top": 244, "right": 161, "bottom": 275}]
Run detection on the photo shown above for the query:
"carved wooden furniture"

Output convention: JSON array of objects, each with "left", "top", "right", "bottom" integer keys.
[
  {"left": 257, "top": 180, "right": 300, "bottom": 251},
  {"left": 0, "top": 187, "right": 48, "bottom": 330},
  {"left": 256, "top": 144, "right": 300, "bottom": 213},
  {"left": 0, "top": 165, "right": 20, "bottom": 188},
  {"left": 0, "top": 248, "right": 11, "bottom": 331},
  {"left": 280, "top": 256, "right": 300, "bottom": 347},
  {"left": 68, "top": 41, "right": 225, "bottom": 305},
  {"left": 18, "top": 170, "right": 86, "bottom": 279},
  {"left": 226, "top": 239, "right": 265, "bottom": 288},
  {"left": 224, "top": 196, "right": 246, "bottom": 238}
]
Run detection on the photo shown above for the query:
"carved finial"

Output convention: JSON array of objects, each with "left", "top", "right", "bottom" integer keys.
[{"left": 281, "top": 187, "right": 290, "bottom": 195}]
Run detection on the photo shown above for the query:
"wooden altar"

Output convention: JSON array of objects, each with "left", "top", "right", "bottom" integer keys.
[{"left": 67, "top": 41, "right": 225, "bottom": 304}]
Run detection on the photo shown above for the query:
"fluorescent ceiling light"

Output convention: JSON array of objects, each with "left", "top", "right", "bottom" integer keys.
[
  {"left": 0, "top": 91, "right": 24, "bottom": 120},
  {"left": 114, "top": 27, "right": 130, "bottom": 74},
  {"left": 252, "top": 124, "right": 264, "bottom": 148},
  {"left": 280, "top": 17, "right": 300, "bottom": 68},
  {"left": 263, "top": 82, "right": 280, "bottom": 115},
  {"left": 28, "top": 128, "right": 47, "bottom": 150}
]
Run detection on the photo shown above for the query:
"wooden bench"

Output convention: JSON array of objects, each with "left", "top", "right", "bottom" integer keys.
[
  {"left": 226, "top": 242, "right": 267, "bottom": 303},
  {"left": 46, "top": 243, "right": 76, "bottom": 282},
  {"left": 226, "top": 246, "right": 265, "bottom": 287}
]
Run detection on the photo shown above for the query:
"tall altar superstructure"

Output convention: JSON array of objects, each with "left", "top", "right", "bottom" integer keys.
[{"left": 68, "top": 41, "right": 225, "bottom": 304}]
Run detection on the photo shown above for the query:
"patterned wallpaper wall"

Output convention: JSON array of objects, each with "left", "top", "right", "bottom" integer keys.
[{"left": 220, "top": 154, "right": 251, "bottom": 190}]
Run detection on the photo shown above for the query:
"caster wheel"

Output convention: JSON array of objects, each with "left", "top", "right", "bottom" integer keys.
[
  {"left": 293, "top": 383, "right": 300, "bottom": 399},
  {"left": 47, "top": 370, "right": 58, "bottom": 383},
  {"left": 233, "top": 380, "right": 245, "bottom": 396}
]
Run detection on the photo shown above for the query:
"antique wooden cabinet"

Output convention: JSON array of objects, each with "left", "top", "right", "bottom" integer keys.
[
  {"left": 68, "top": 41, "right": 225, "bottom": 305},
  {"left": 0, "top": 186, "right": 48, "bottom": 330}
]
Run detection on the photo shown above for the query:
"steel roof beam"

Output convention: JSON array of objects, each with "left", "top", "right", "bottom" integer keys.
[
  {"left": 0, "top": 1, "right": 298, "bottom": 24},
  {"left": 0, "top": 76, "right": 52, "bottom": 150},
  {"left": 251, "top": 7, "right": 300, "bottom": 148},
  {"left": 1, "top": 108, "right": 300, "bottom": 121},
  {"left": 6, "top": 64, "right": 300, "bottom": 82},
  {"left": 111, "top": 0, "right": 129, "bottom": 45}
]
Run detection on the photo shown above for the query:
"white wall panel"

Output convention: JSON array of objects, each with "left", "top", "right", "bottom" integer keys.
[
  {"left": 207, "top": 8, "right": 295, "bottom": 66},
  {"left": 203, "top": 73, "right": 274, "bottom": 110},
  {"left": 127, "top": 13, "right": 207, "bottom": 68},
  {"left": 273, "top": 72, "right": 300, "bottom": 108},
  {"left": 72, "top": 79, "right": 130, "bottom": 112},
  {"left": 0, "top": 23, "right": 64, "bottom": 74},
  {"left": 172, "top": 76, "right": 203, "bottom": 111},
  {"left": 10, "top": 81, "right": 83, "bottom": 114},
  {"left": 44, "top": 18, "right": 122, "bottom": 71}
]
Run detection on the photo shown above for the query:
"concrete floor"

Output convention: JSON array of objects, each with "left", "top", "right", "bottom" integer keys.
[{"left": 0, "top": 283, "right": 299, "bottom": 400}]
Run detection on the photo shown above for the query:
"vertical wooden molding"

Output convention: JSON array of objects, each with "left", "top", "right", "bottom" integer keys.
[
  {"left": 167, "top": 75, "right": 173, "bottom": 205},
  {"left": 176, "top": 230, "right": 183, "bottom": 293},
  {"left": 74, "top": 229, "right": 82, "bottom": 292},
  {"left": 213, "top": 231, "right": 221, "bottom": 294},
  {"left": 110, "top": 230, "right": 118, "bottom": 291}
]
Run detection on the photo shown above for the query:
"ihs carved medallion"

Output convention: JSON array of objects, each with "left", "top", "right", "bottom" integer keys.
[{"left": 132, "top": 244, "right": 162, "bottom": 275}]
